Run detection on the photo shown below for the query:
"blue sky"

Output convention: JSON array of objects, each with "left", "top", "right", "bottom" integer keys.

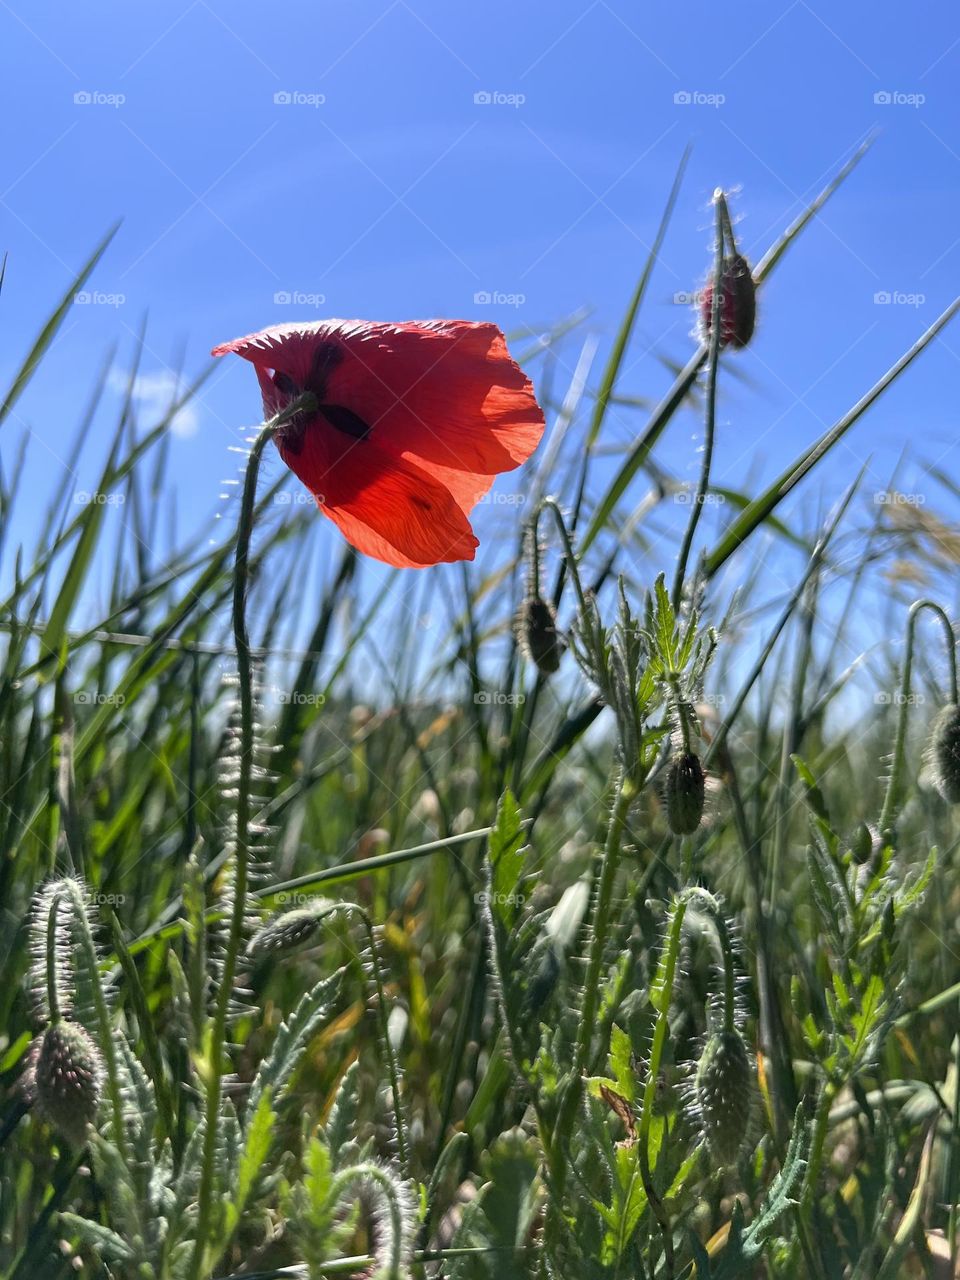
[{"left": 1, "top": 1, "right": 959, "bottom": 619}]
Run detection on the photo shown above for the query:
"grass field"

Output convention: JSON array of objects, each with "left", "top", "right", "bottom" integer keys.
[{"left": 2, "top": 143, "right": 960, "bottom": 1279}]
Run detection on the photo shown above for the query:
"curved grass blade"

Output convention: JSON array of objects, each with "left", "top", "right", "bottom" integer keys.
[{"left": 0, "top": 223, "right": 120, "bottom": 431}]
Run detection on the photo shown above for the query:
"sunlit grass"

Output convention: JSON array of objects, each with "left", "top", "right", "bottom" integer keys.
[{"left": 2, "top": 143, "right": 960, "bottom": 1279}]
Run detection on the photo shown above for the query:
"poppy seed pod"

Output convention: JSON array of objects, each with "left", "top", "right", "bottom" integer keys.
[
  {"left": 35, "top": 1021, "right": 103, "bottom": 1146},
  {"left": 518, "top": 594, "right": 564, "bottom": 675},
  {"left": 930, "top": 704, "right": 960, "bottom": 804},
  {"left": 694, "top": 1029, "right": 754, "bottom": 1165},
  {"left": 665, "top": 753, "right": 706, "bottom": 836},
  {"left": 700, "top": 255, "right": 756, "bottom": 350}
]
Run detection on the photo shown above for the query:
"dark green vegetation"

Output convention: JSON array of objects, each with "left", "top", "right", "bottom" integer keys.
[{"left": 2, "top": 144, "right": 960, "bottom": 1278}]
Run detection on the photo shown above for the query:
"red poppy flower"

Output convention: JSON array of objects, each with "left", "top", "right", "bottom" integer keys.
[{"left": 212, "top": 319, "right": 545, "bottom": 568}]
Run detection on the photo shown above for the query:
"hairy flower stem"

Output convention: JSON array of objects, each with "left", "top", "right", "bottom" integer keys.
[
  {"left": 671, "top": 192, "right": 726, "bottom": 612},
  {"left": 712, "top": 909, "right": 738, "bottom": 1035},
  {"left": 335, "top": 904, "right": 409, "bottom": 1173},
  {"left": 551, "top": 770, "right": 636, "bottom": 1195},
  {"left": 45, "top": 893, "right": 62, "bottom": 1024},
  {"left": 537, "top": 496, "right": 588, "bottom": 611},
  {"left": 798, "top": 1078, "right": 837, "bottom": 1229},
  {"left": 669, "top": 675, "right": 694, "bottom": 754},
  {"left": 878, "top": 598, "right": 958, "bottom": 838},
  {"left": 191, "top": 396, "right": 314, "bottom": 1280},
  {"left": 510, "top": 498, "right": 583, "bottom": 791},
  {"left": 329, "top": 1164, "right": 411, "bottom": 1280},
  {"left": 638, "top": 895, "right": 691, "bottom": 1278}
]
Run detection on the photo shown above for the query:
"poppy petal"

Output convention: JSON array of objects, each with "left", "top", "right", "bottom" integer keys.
[
  {"left": 277, "top": 416, "right": 478, "bottom": 569},
  {"left": 319, "top": 320, "right": 544, "bottom": 480},
  {"left": 212, "top": 319, "right": 545, "bottom": 567},
  {"left": 212, "top": 324, "right": 324, "bottom": 388},
  {"left": 212, "top": 319, "right": 544, "bottom": 485}
]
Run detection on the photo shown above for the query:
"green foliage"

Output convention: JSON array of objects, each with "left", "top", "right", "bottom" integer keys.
[{"left": 2, "top": 149, "right": 960, "bottom": 1280}]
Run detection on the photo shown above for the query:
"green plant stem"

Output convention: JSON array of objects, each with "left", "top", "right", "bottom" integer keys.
[
  {"left": 335, "top": 904, "right": 409, "bottom": 1174},
  {"left": 669, "top": 675, "right": 694, "bottom": 754},
  {"left": 715, "top": 745, "right": 796, "bottom": 1150},
  {"left": 45, "top": 891, "right": 62, "bottom": 1023},
  {"left": 552, "top": 770, "right": 636, "bottom": 1193},
  {"left": 878, "top": 599, "right": 957, "bottom": 837},
  {"left": 191, "top": 396, "right": 313, "bottom": 1280},
  {"left": 328, "top": 1163, "right": 409, "bottom": 1279},
  {"left": 212, "top": 1247, "right": 531, "bottom": 1279},
  {"left": 712, "top": 909, "right": 737, "bottom": 1034},
  {"left": 636, "top": 894, "right": 690, "bottom": 1279},
  {"left": 802, "top": 1080, "right": 836, "bottom": 1219},
  {"left": 511, "top": 498, "right": 587, "bottom": 789},
  {"left": 539, "top": 496, "right": 588, "bottom": 611},
  {"left": 948, "top": 1012, "right": 960, "bottom": 1271},
  {"left": 574, "top": 771, "right": 636, "bottom": 1071},
  {"left": 671, "top": 192, "right": 725, "bottom": 613}
]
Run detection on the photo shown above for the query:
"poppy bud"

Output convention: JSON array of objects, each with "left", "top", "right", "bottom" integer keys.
[
  {"left": 35, "top": 1021, "right": 103, "bottom": 1146},
  {"left": 929, "top": 704, "right": 960, "bottom": 804},
  {"left": 521, "top": 941, "right": 561, "bottom": 1019},
  {"left": 518, "top": 594, "right": 564, "bottom": 675},
  {"left": 700, "top": 255, "right": 756, "bottom": 350},
  {"left": 694, "top": 1029, "right": 754, "bottom": 1165},
  {"left": 665, "top": 753, "right": 706, "bottom": 835},
  {"left": 246, "top": 902, "right": 332, "bottom": 959}
]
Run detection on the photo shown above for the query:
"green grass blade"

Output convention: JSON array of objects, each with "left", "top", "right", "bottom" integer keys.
[
  {"left": 586, "top": 146, "right": 690, "bottom": 452},
  {"left": 703, "top": 297, "right": 960, "bottom": 578},
  {"left": 0, "top": 223, "right": 120, "bottom": 430}
]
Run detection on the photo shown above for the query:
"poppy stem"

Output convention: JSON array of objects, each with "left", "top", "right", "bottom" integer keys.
[
  {"left": 551, "top": 768, "right": 636, "bottom": 1199},
  {"left": 878, "top": 598, "right": 957, "bottom": 839},
  {"left": 45, "top": 890, "right": 63, "bottom": 1025},
  {"left": 671, "top": 190, "right": 725, "bottom": 613},
  {"left": 538, "top": 496, "right": 588, "bottom": 611},
  {"left": 191, "top": 394, "right": 315, "bottom": 1280}
]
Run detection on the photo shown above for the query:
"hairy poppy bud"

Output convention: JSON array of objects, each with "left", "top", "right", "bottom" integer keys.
[
  {"left": 694, "top": 1029, "right": 753, "bottom": 1165},
  {"left": 665, "top": 753, "right": 706, "bottom": 835},
  {"left": 521, "top": 940, "right": 561, "bottom": 1019},
  {"left": 246, "top": 902, "right": 332, "bottom": 959},
  {"left": 700, "top": 254, "right": 756, "bottom": 350},
  {"left": 35, "top": 1021, "right": 103, "bottom": 1146},
  {"left": 518, "top": 594, "right": 564, "bottom": 675},
  {"left": 17, "top": 1036, "right": 41, "bottom": 1105},
  {"left": 929, "top": 704, "right": 960, "bottom": 803}
]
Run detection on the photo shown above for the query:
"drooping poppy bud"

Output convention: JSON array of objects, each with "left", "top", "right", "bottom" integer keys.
[
  {"left": 700, "top": 255, "right": 756, "bottom": 350},
  {"left": 35, "top": 1021, "right": 103, "bottom": 1146},
  {"left": 518, "top": 594, "right": 564, "bottom": 675},
  {"left": 694, "top": 1028, "right": 754, "bottom": 1165},
  {"left": 665, "top": 752, "right": 706, "bottom": 835},
  {"left": 246, "top": 903, "right": 331, "bottom": 959},
  {"left": 521, "top": 939, "right": 562, "bottom": 1019},
  {"left": 929, "top": 704, "right": 960, "bottom": 803}
]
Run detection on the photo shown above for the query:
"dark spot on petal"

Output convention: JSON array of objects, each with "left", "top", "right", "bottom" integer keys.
[
  {"left": 305, "top": 342, "right": 344, "bottom": 400},
  {"left": 273, "top": 371, "right": 300, "bottom": 397},
  {"left": 411, "top": 495, "right": 431, "bottom": 511},
  {"left": 321, "top": 403, "right": 372, "bottom": 441}
]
